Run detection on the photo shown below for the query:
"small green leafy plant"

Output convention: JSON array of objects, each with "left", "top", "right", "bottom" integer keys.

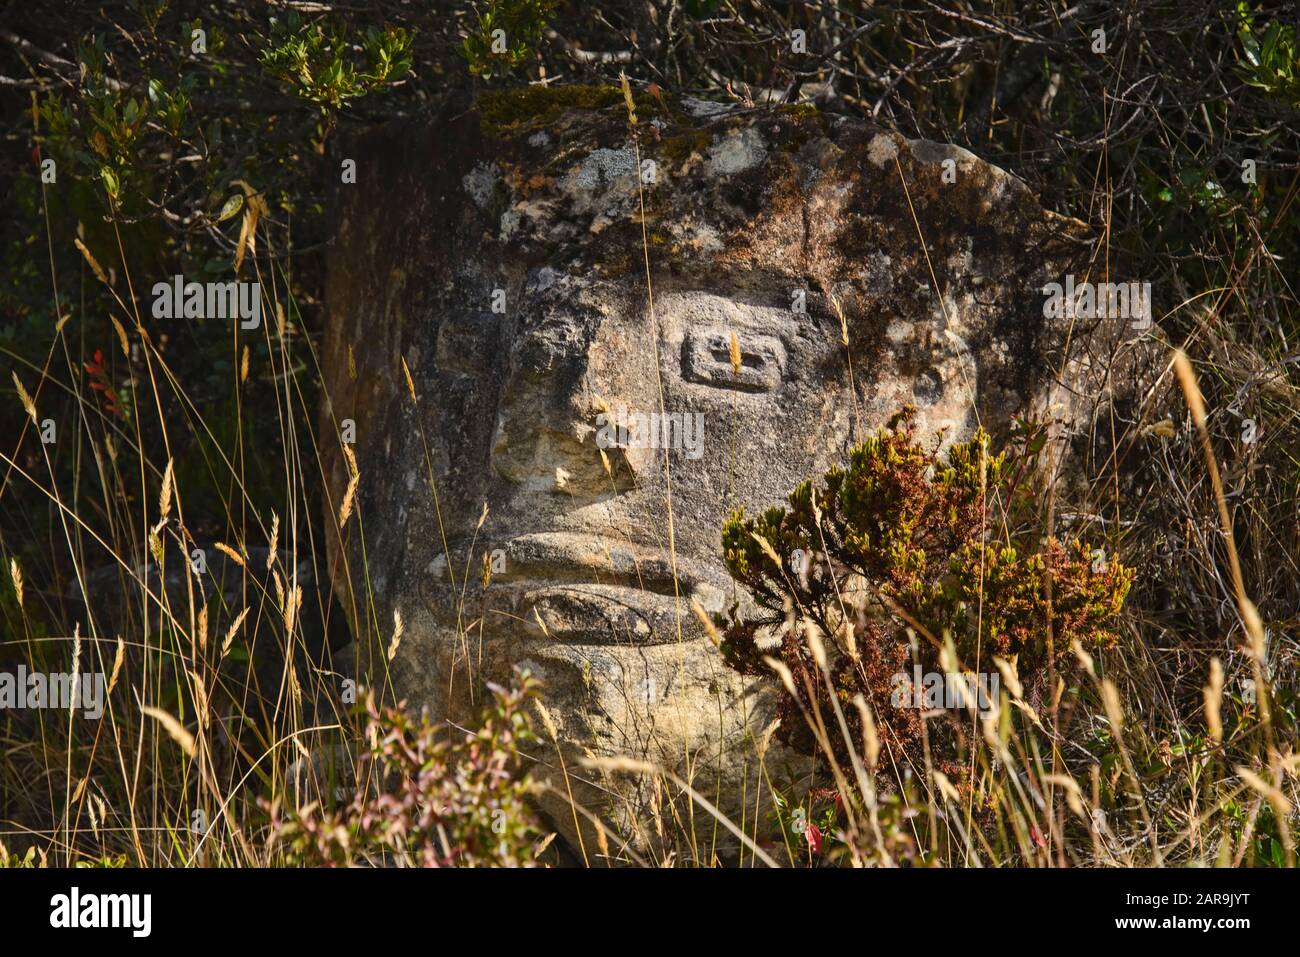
[
  {"left": 1236, "top": 3, "right": 1300, "bottom": 105},
  {"left": 461, "top": 0, "right": 556, "bottom": 78},
  {"left": 261, "top": 15, "right": 413, "bottom": 113}
]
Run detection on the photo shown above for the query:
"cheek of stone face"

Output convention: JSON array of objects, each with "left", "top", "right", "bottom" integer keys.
[
  {"left": 918, "top": 352, "right": 978, "bottom": 439},
  {"left": 875, "top": 320, "right": 978, "bottom": 446}
]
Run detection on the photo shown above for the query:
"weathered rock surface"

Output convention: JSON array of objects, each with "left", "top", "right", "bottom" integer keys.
[{"left": 320, "top": 86, "right": 1157, "bottom": 855}]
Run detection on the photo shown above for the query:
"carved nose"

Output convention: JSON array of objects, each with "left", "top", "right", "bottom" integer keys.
[{"left": 489, "top": 319, "right": 634, "bottom": 495}]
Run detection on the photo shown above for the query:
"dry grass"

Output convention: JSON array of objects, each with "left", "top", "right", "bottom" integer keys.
[{"left": 3, "top": 61, "right": 1298, "bottom": 869}]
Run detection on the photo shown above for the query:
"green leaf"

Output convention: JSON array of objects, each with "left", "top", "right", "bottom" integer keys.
[
  {"left": 216, "top": 193, "right": 244, "bottom": 223},
  {"left": 99, "top": 166, "right": 119, "bottom": 198}
]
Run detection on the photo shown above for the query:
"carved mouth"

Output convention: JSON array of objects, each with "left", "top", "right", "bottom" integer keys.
[{"left": 500, "top": 532, "right": 728, "bottom": 646}]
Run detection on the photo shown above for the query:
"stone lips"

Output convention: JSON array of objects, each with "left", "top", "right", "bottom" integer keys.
[{"left": 319, "top": 88, "right": 1160, "bottom": 855}]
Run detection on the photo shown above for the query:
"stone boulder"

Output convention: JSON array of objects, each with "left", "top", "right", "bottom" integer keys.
[{"left": 319, "top": 85, "right": 1155, "bottom": 857}]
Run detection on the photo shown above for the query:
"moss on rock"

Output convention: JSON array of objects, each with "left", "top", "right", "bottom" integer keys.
[
  {"left": 476, "top": 83, "right": 673, "bottom": 138},
  {"left": 656, "top": 128, "right": 713, "bottom": 166},
  {"left": 476, "top": 84, "right": 625, "bottom": 137}
]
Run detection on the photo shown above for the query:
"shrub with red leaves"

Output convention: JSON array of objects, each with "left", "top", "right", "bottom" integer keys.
[
  {"left": 720, "top": 408, "right": 1133, "bottom": 781},
  {"left": 265, "top": 672, "right": 543, "bottom": 867}
]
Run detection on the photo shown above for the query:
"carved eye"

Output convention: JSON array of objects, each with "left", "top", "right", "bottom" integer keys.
[{"left": 681, "top": 327, "right": 786, "bottom": 393}]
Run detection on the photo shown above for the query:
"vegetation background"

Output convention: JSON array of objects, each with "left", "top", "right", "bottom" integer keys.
[{"left": 0, "top": 0, "right": 1297, "bottom": 867}]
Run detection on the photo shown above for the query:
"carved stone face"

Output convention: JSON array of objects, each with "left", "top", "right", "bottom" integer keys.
[
  {"left": 434, "top": 275, "right": 981, "bottom": 631},
  {"left": 322, "top": 96, "right": 1096, "bottom": 849},
  {"left": 403, "top": 281, "right": 875, "bottom": 813}
]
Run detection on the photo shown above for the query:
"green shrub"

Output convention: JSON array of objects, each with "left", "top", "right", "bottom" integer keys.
[{"left": 720, "top": 409, "right": 1133, "bottom": 779}]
